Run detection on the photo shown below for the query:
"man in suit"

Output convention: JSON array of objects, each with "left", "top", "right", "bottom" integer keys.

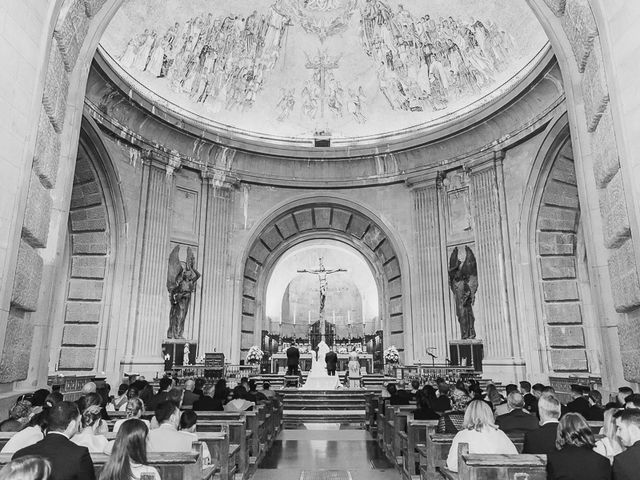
[
  {"left": 325, "top": 349, "right": 338, "bottom": 376},
  {"left": 286, "top": 341, "right": 300, "bottom": 375},
  {"left": 148, "top": 401, "right": 194, "bottom": 452},
  {"left": 613, "top": 408, "right": 640, "bottom": 480},
  {"left": 565, "top": 384, "right": 590, "bottom": 417},
  {"left": 149, "top": 376, "right": 174, "bottom": 410},
  {"left": 495, "top": 392, "right": 539, "bottom": 434},
  {"left": 520, "top": 381, "right": 538, "bottom": 415},
  {"left": 495, "top": 384, "right": 518, "bottom": 417},
  {"left": 523, "top": 395, "right": 561, "bottom": 455},
  {"left": 181, "top": 379, "right": 201, "bottom": 407},
  {"left": 13, "top": 401, "right": 95, "bottom": 480},
  {"left": 193, "top": 385, "right": 223, "bottom": 411}
]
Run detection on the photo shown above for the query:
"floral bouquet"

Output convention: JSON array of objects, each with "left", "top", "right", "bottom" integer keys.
[
  {"left": 196, "top": 354, "right": 205, "bottom": 364},
  {"left": 246, "top": 346, "right": 264, "bottom": 364},
  {"left": 384, "top": 345, "right": 400, "bottom": 364}
]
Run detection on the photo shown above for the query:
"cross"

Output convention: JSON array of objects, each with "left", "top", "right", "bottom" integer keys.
[
  {"left": 297, "top": 257, "right": 346, "bottom": 342},
  {"left": 305, "top": 50, "right": 341, "bottom": 119}
]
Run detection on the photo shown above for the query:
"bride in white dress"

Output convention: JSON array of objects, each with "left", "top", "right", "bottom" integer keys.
[{"left": 301, "top": 341, "right": 341, "bottom": 390}]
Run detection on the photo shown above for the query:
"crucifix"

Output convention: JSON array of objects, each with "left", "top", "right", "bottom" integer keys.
[
  {"left": 297, "top": 257, "right": 346, "bottom": 342},
  {"left": 304, "top": 50, "right": 341, "bottom": 120}
]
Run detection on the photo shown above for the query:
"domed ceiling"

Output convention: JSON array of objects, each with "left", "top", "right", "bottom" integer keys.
[{"left": 100, "top": 0, "right": 548, "bottom": 144}]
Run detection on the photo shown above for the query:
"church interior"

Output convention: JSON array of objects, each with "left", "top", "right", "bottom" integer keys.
[{"left": 1, "top": 0, "right": 640, "bottom": 479}]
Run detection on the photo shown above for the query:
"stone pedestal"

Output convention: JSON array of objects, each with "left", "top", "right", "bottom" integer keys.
[
  {"left": 162, "top": 340, "right": 197, "bottom": 370},
  {"left": 449, "top": 339, "right": 484, "bottom": 372}
]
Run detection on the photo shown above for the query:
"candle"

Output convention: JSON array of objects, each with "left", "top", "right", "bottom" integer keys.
[
  {"left": 308, "top": 311, "right": 311, "bottom": 324},
  {"left": 347, "top": 311, "right": 351, "bottom": 324}
]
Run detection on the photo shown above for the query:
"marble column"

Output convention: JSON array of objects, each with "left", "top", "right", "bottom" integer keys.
[
  {"left": 130, "top": 162, "right": 174, "bottom": 370},
  {"left": 408, "top": 175, "right": 448, "bottom": 363},
  {"left": 469, "top": 155, "right": 517, "bottom": 366},
  {"left": 198, "top": 174, "right": 234, "bottom": 356}
]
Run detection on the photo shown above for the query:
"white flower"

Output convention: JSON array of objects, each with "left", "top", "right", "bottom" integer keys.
[{"left": 246, "top": 345, "right": 264, "bottom": 363}]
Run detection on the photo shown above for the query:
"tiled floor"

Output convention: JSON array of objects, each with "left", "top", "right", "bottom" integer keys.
[{"left": 253, "top": 426, "right": 401, "bottom": 480}]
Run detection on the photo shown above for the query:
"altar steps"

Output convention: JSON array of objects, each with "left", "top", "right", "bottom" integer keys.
[{"left": 279, "top": 390, "right": 370, "bottom": 428}]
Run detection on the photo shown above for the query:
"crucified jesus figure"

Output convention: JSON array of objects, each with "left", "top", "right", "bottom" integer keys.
[{"left": 297, "top": 257, "right": 346, "bottom": 314}]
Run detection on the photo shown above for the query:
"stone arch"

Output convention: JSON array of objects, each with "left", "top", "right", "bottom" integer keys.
[{"left": 239, "top": 199, "right": 409, "bottom": 362}]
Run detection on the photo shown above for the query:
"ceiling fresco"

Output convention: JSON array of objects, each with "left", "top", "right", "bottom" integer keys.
[{"left": 100, "top": 0, "right": 548, "bottom": 142}]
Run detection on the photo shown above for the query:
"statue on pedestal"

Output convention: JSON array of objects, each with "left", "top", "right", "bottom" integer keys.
[
  {"left": 166, "top": 245, "right": 201, "bottom": 339},
  {"left": 448, "top": 246, "right": 478, "bottom": 339}
]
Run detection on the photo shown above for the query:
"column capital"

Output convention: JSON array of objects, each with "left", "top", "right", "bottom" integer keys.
[
  {"left": 467, "top": 150, "right": 505, "bottom": 174},
  {"left": 405, "top": 170, "right": 441, "bottom": 191},
  {"left": 202, "top": 168, "right": 239, "bottom": 190},
  {"left": 165, "top": 156, "right": 181, "bottom": 178}
]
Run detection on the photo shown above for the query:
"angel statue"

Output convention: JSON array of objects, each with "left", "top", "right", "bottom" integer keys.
[
  {"left": 166, "top": 245, "right": 201, "bottom": 339},
  {"left": 448, "top": 246, "right": 478, "bottom": 339}
]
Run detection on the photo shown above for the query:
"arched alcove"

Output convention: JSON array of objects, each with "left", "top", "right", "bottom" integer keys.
[{"left": 239, "top": 199, "right": 410, "bottom": 361}]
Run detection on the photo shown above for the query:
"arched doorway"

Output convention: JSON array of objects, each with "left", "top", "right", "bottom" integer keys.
[{"left": 239, "top": 199, "right": 410, "bottom": 365}]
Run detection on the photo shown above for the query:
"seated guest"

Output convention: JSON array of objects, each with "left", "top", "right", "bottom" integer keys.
[
  {"left": 413, "top": 389, "right": 439, "bottom": 420},
  {"left": 446, "top": 400, "right": 517, "bottom": 472},
  {"left": 193, "top": 384, "right": 224, "bottom": 411},
  {"left": 0, "top": 400, "right": 32, "bottom": 432},
  {"left": 624, "top": 394, "right": 640, "bottom": 409},
  {"left": 532, "top": 383, "right": 545, "bottom": 399},
  {"left": 28, "top": 389, "right": 51, "bottom": 409},
  {"left": 547, "top": 413, "right": 611, "bottom": 480},
  {"left": 77, "top": 393, "right": 108, "bottom": 432},
  {"left": 131, "top": 380, "right": 154, "bottom": 408},
  {"left": 181, "top": 379, "right": 200, "bottom": 408},
  {"left": 520, "top": 381, "right": 538, "bottom": 415},
  {"left": 408, "top": 380, "right": 421, "bottom": 400},
  {"left": 484, "top": 384, "right": 505, "bottom": 412},
  {"left": 193, "top": 378, "right": 206, "bottom": 397},
  {"left": 261, "top": 382, "right": 276, "bottom": 399},
  {"left": 495, "top": 392, "right": 539, "bottom": 434},
  {"left": 99, "top": 419, "right": 160, "bottom": 480},
  {"left": 586, "top": 390, "right": 605, "bottom": 421},
  {"left": 437, "top": 389, "right": 471, "bottom": 433},
  {"left": 612, "top": 408, "right": 640, "bottom": 479},
  {"left": 147, "top": 401, "right": 193, "bottom": 452},
  {"left": 0, "top": 455, "right": 51, "bottom": 480},
  {"left": 108, "top": 383, "right": 129, "bottom": 412},
  {"left": 119, "top": 386, "right": 139, "bottom": 411},
  {"left": 386, "top": 383, "right": 411, "bottom": 405},
  {"left": 523, "top": 395, "right": 561, "bottom": 455},
  {"left": 495, "top": 384, "right": 518, "bottom": 417},
  {"left": 433, "top": 378, "right": 451, "bottom": 413},
  {"left": 72, "top": 405, "right": 109, "bottom": 453},
  {"left": 594, "top": 407, "right": 624, "bottom": 463},
  {"left": 2, "top": 393, "right": 63, "bottom": 454},
  {"left": 224, "top": 386, "right": 255, "bottom": 412},
  {"left": 149, "top": 376, "right": 174, "bottom": 411},
  {"left": 12, "top": 401, "right": 96, "bottom": 480},
  {"left": 113, "top": 398, "right": 150, "bottom": 434},
  {"left": 179, "top": 410, "right": 212, "bottom": 465},
  {"left": 246, "top": 380, "right": 267, "bottom": 404},
  {"left": 566, "top": 384, "right": 590, "bottom": 417},
  {"left": 605, "top": 386, "right": 634, "bottom": 410},
  {"left": 80, "top": 382, "right": 97, "bottom": 396}
]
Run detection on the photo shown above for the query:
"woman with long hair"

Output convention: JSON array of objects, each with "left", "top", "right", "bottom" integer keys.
[
  {"left": 0, "top": 455, "right": 51, "bottom": 480},
  {"left": 547, "top": 412, "right": 611, "bottom": 480},
  {"left": 593, "top": 407, "right": 624, "bottom": 463},
  {"left": 446, "top": 400, "right": 517, "bottom": 472},
  {"left": 99, "top": 419, "right": 160, "bottom": 480},
  {"left": 72, "top": 405, "right": 110, "bottom": 453}
]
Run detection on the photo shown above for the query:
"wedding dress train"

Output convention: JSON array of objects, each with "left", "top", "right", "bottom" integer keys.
[{"left": 300, "top": 341, "right": 341, "bottom": 390}]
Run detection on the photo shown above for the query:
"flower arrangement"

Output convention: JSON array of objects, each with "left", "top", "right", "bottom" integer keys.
[
  {"left": 246, "top": 346, "right": 264, "bottom": 364},
  {"left": 196, "top": 354, "right": 205, "bottom": 364},
  {"left": 384, "top": 345, "right": 400, "bottom": 364},
  {"left": 338, "top": 347, "right": 348, "bottom": 354}
]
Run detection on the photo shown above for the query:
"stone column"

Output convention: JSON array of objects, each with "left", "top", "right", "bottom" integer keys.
[
  {"left": 198, "top": 172, "right": 234, "bottom": 356},
  {"left": 408, "top": 174, "right": 448, "bottom": 363},
  {"left": 129, "top": 162, "right": 174, "bottom": 372},
  {"left": 469, "top": 155, "right": 520, "bottom": 376}
]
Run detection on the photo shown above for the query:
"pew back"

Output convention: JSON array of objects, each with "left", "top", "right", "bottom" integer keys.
[{"left": 457, "top": 443, "right": 547, "bottom": 480}]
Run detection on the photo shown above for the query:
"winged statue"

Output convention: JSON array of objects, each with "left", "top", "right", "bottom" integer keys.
[
  {"left": 166, "top": 245, "right": 201, "bottom": 339},
  {"left": 448, "top": 246, "right": 478, "bottom": 339}
]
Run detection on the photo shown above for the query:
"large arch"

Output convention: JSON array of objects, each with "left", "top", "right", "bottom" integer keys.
[{"left": 237, "top": 197, "right": 412, "bottom": 363}]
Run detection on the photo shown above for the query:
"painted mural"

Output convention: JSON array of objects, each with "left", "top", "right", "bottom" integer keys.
[{"left": 101, "top": 0, "right": 548, "bottom": 140}]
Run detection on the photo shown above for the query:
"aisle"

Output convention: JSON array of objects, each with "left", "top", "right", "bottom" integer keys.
[{"left": 252, "top": 427, "right": 401, "bottom": 480}]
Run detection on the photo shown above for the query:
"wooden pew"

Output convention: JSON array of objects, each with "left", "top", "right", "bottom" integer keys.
[
  {"left": 399, "top": 419, "right": 438, "bottom": 480},
  {"left": 418, "top": 432, "right": 525, "bottom": 480},
  {"left": 447, "top": 443, "right": 547, "bottom": 480},
  {"left": 390, "top": 406, "right": 417, "bottom": 465},
  {"left": 0, "top": 442, "right": 216, "bottom": 480}
]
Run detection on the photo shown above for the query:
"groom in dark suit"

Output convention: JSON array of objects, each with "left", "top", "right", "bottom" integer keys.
[
  {"left": 13, "top": 401, "right": 96, "bottom": 480},
  {"left": 325, "top": 349, "right": 338, "bottom": 376},
  {"left": 523, "top": 395, "right": 561, "bottom": 455},
  {"left": 286, "top": 341, "right": 300, "bottom": 375}
]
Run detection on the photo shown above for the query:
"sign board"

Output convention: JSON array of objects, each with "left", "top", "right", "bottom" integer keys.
[{"left": 205, "top": 353, "right": 225, "bottom": 369}]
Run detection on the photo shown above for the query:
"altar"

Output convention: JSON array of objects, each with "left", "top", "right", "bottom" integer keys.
[{"left": 271, "top": 352, "right": 373, "bottom": 373}]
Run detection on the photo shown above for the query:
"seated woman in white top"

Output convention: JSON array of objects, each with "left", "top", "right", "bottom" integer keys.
[
  {"left": 224, "top": 386, "right": 255, "bottom": 412},
  {"left": 72, "top": 405, "right": 110, "bottom": 453},
  {"left": 593, "top": 407, "right": 624, "bottom": 463},
  {"left": 446, "top": 399, "right": 518, "bottom": 472},
  {"left": 99, "top": 419, "right": 160, "bottom": 480},
  {"left": 113, "top": 398, "right": 151, "bottom": 434}
]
